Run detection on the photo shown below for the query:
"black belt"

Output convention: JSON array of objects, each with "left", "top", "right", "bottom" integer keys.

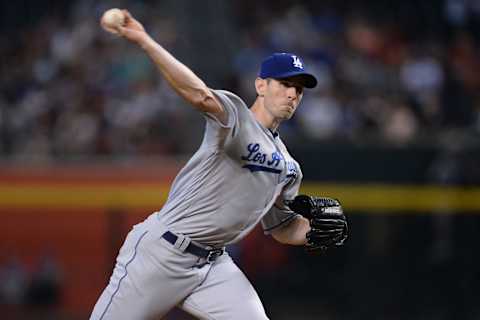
[{"left": 162, "top": 231, "right": 224, "bottom": 263}]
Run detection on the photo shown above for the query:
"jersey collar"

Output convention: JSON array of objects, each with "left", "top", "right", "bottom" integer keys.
[{"left": 268, "top": 128, "right": 279, "bottom": 138}]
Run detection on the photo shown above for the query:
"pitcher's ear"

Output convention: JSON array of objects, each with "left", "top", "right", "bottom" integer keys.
[{"left": 255, "top": 77, "right": 267, "bottom": 97}]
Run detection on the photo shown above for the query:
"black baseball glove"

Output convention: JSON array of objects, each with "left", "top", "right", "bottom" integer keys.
[{"left": 285, "top": 195, "right": 348, "bottom": 252}]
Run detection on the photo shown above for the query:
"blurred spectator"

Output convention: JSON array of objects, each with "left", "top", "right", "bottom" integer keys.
[
  {"left": 382, "top": 100, "right": 419, "bottom": 144},
  {"left": 297, "top": 90, "right": 344, "bottom": 139},
  {"left": 0, "top": 256, "right": 28, "bottom": 305},
  {"left": 26, "top": 253, "right": 63, "bottom": 309}
]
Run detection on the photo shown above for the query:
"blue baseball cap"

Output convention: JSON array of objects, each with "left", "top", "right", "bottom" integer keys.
[{"left": 259, "top": 53, "right": 317, "bottom": 88}]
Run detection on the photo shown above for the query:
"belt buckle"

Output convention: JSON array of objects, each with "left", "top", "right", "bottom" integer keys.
[{"left": 206, "top": 248, "right": 223, "bottom": 263}]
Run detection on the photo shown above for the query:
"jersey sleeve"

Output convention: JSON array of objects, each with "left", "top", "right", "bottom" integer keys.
[
  {"left": 200, "top": 89, "right": 244, "bottom": 148},
  {"left": 203, "top": 89, "right": 243, "bottom": 129},
  {"left": 261, "top": 162, "right": 303, "bottom": 234},
  {"left": 261, "top": 202, "right": 300, "bottom": 234}
]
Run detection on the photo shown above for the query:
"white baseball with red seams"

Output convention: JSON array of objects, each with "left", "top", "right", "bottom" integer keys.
[{"left": 101, "top": 8, "right": 125, "bottom": 34}]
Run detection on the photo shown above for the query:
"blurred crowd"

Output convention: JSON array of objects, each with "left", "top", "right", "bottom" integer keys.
[
  {"left": 2, "top": 0, "right": 480, "bottom": 160},
  {"left": 0, "top": 253, "right": 63, "bottom": 318}
]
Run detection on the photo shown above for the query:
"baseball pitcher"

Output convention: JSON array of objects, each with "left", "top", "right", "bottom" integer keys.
[{"left": 91, "top": 9, "right": 348, "bottom": 320}]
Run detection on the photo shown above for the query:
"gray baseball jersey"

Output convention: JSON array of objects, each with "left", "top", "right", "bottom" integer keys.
[
  {"left": 158, "top": 89, "right": 303, "bottom": 246},
  {"left": 91, "top": 89, "right": 303, "bottom": 320}
]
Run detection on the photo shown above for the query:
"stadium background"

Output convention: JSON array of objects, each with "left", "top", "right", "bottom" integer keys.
[{"left": 1, "top": 0, "right": 479, "bottom": 319}]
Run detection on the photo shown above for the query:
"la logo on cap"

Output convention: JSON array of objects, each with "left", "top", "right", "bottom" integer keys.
[{"left": 292, "top": 55, "right": 303, "bottom": 69}]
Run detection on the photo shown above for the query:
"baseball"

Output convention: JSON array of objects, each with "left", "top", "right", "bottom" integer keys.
[{"left": 101, "top": 8, "right": 125, "bottom": 34}]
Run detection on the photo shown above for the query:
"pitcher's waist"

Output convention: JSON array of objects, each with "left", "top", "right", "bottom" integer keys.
[{"left": 152, "top": 211, "right": 234, "bottom": 247}]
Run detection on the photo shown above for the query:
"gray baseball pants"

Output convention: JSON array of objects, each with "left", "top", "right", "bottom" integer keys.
[{"left": 90, "top": 214, "right": 269, "bottom": 319}]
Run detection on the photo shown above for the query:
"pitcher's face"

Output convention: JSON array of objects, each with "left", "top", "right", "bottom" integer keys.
[{"left": 258, "top": 78, "right": 304, "bottom": 120}]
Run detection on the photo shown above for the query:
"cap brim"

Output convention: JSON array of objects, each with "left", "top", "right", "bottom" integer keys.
[{"left": 272, "top": 71, "right": 318, "bottom": 89}]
